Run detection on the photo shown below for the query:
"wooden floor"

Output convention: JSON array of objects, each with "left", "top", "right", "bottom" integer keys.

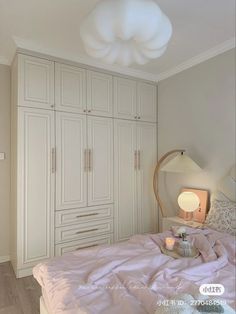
[{"left": 0, "top": 262, "right": 41, "bottom": 314}]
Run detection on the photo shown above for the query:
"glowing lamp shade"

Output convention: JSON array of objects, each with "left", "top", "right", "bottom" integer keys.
[
  {"left": 178, "top": 192, "right": 200, "bottom": 213},
  {"left": 80, "top": 0, "right": 172, "bottom": 66}
]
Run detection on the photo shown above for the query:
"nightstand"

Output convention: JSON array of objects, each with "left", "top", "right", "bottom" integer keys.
[{"left": 162, "top": 216, "right": 203, "bottom": 232}]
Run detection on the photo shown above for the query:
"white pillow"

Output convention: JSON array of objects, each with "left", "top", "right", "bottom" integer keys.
[
  {"left": 211, "top": 191, "right": 230, "bottom": 202},
  {"left": 205, "top": 199, "right": 236, "bottom": 235}
]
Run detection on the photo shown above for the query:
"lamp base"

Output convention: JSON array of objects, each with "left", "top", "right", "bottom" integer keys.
[{"left": 184, "top": 212, "right": 193, "bottom": 221}]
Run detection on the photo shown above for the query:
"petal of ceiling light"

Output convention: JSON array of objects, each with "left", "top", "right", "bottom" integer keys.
[{"left": 80, "top": 0, "right": 172, "bottom": 66}]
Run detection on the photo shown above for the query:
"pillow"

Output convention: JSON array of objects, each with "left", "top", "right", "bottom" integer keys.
[
  {"left": 205, "top": 199, "right": 236, "bottom": 235},
  {"left": 211, "top": 191, "right": 230, "bottom": 202}
]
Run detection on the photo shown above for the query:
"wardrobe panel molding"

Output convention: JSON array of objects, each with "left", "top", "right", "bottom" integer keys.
[
  {"left": 14, "top": 107, "right": 55, "bottom": 276},
  {"left": 137, "top": 82, "right": 157, "bottom": 123},
  {"left": 56, "top": 112, "right": 87, "bottom": 210},
  {"left": 114, "top": 119, "right": 138, "bottom": 242},
  {"left": 87, "top": 116, "right": 114, "bottom": 206},
  {"left": 136, "top": 122, "right": 157, "bottom": 234},
  {"left": 87, "top": 71, "right": 113, "bottom": 117},
  {"left": 18, "top": 54, "right": 54, "bottom": 109},
  {"left": 113, "top": 77, "right": 137, "bottom": 120},
  {"left": 55, "top": 63, "right": 86, "bottom": 113}
]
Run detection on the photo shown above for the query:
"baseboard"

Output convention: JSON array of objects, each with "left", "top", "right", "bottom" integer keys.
[
  {"left": 14, "top": 267, "right": 33, "bottom": 278},
  {"left": 0, "top": 255, "right": 10, "bottom": 263}
]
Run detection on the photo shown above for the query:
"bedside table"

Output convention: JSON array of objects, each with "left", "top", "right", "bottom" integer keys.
[{"left": 162, "top": 216, "right": 203, "bottom": 232}]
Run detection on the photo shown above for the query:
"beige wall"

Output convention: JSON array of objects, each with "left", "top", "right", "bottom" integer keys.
[
  {"left": 0, "top": 64, "right": 10, "bottom": 260},
  {"left": 158, "top": 49, "right": 236, "bottom": 220}
]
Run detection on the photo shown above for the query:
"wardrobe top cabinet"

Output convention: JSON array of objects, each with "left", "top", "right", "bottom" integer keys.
[
  {"left": 17, "top": 54, "right": 54, "bottom": 110},
  {"left": 55, "top": 64, "right": 113, "bottom": 117},
  {"left": 114, "top": 77, "right": 157, "bottom": 123},
  {"left": 15, "top": 54, "right": 157, "bottom": 122}
]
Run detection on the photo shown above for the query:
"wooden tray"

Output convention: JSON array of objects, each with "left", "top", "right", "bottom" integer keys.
[{"left": 160, "top": 243, "right": 200, "bottom": 259}]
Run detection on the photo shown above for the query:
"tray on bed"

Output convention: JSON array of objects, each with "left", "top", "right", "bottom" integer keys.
[{"left": 160, "top": 244, "right": 200, "bottom": 259}]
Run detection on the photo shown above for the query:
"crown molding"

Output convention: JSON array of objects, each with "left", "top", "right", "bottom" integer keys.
[
  {"left": 156, "top": 37, "right": 235, "bottom": 81},
  {"left": 2, "top": 37, "right": 235, "bottom": 81},
  {"left": 13, "top": 37, "right": 157, "bottom": 82},
  {"left": 0, "top": 55, "right": 11, "bottom": 66}
]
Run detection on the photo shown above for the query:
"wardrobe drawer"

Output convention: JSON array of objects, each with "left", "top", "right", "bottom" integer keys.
[
  {"left": 55, "top": 234, "right": 113, "bottom": 256},
  {"left": 55, "top": 219, "right": 113, "bottom": 244},
  {"left": 55, "top": 204, "right": 113, "bottom": 227}
]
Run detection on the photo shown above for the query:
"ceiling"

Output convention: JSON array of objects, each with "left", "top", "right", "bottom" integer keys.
[{"left": 0, "top": 0, "right": 235, "bottom": 81}]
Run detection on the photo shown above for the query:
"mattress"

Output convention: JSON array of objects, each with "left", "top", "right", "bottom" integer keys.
[{"left": 34, "top": 227, "right": 236, "bottom": 314}]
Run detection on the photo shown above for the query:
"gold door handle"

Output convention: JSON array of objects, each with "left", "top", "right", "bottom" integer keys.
[
  {"left": 138, "top": 150, "right": 141, "bottom": 170},
  {"left": 76, "top": 228, "right": 98, "bottom": 234},
  {"left": 134, "top": 150, "right": 137, "bottom": 170},
  {"left": 84, "top": 149, "right": 88, "bottom": 171},
  {"left": 52, "top": 148, "right": 56, "bottom": 173},
  {"left": 76, "top": 244, "right": 98, "bottom": 250},
  {"left": 76, "top": 213, "right": 99, "bottom": 218},
  {"left": 88, "top": 149, "right": 92, "bottom": 171}
]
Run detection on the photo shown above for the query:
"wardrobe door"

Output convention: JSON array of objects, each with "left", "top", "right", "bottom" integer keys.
[
  {"left": 114, "top": 119, "right": 137, "bottom": 242},
  {"left": 87, "top": 116, "right": 113, "bottom": 206},
  {"left": 136, "top": 122, "right": 157, "bottom": 234},
  {"left": 137, "top": 82, "right": 157, "bottom": 123},
  {"left": 113, "top": 77, "right": 137, "bottom": 120},
  {"left": 87, "top": 71, "right": 113, "bottom": 117},
  {"left": 56, "top": 112, "right": 87, "bottom": 210},
  {"left": 18, "top": 54, "right": 54, "bottom": 110},
  {"left": 55, "top": 63, "right": 86, "bottom": 113},
  {"left": 18, "top": 107, "right": 54, "bottom": 268}
]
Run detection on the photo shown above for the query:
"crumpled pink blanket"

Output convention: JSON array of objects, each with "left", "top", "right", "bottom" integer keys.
[{"left": 33, "top": 227, "right": 236, "bottom": 314}]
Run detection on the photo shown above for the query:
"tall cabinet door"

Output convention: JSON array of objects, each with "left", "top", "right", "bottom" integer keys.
[
  {"left": 56, "top": 112, "right": 87, "bottom": 210},
  {"left": 87, "top": 116, "right": 113, "bottom": 206},
  {"left": 18, "top": 107, "right": 55, "bottom": 268},
  {"left": 114, "top": 119, "right": 137, "bottom": 242},
  {"left": 137, "top": 122, "right": 157, "bottom": 234},
  {"left": 55, "top": 63, "right": 86, "bottom": 114}
]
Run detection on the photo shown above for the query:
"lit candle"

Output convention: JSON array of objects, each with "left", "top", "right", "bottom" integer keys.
[{"left": 165, "top": 237, "right": 175, "bottom": 250}]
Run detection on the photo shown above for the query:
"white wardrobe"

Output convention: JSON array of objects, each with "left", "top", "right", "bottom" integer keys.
[{"left": 11, "top": 53, "right": 157, "bottom": 277}]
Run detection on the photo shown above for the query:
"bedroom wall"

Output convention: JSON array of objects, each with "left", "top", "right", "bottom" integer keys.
[
  {"left": 158, "top": 48, "right": 236, "bottom": 222},
  {"left": 0, "top": 64, "right": 11, "bottom": 261}
]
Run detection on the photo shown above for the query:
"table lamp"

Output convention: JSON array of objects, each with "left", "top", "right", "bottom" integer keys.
[
  {"left": 153, "top": 149, "right": 202, "bottom": 217},
  {"left": 178, "top": 191, "right": 200, "bottom": 221}
]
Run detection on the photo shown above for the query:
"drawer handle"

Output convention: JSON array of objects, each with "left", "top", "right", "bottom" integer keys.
[
  {"left": 76, "top": 213, "right": 99, "bottom": 218},
  {"left": 76, "top": 228, "right": 98, "bottom": 234},
  {"left": 76, "top": 244, "right": 98, "bottom": 250}
]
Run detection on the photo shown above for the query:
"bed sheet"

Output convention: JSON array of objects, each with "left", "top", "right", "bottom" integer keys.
[{"left": 33, "top": 227, "right": 236, "bottom": 314}]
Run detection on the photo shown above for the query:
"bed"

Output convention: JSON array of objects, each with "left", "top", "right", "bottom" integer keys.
[
  {"left": 34, "top": 225, "right": 235, "bottom": 314},
  {"left": 33, "top": 167, "right": 236, "bottom": 314}
]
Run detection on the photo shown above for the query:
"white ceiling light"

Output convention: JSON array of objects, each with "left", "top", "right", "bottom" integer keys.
[{"left": 80, "top": 0, "right": 172, "bottom": 66}]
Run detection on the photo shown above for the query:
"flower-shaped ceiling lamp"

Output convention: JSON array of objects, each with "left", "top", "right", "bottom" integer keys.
[{"left": 80, "top": 0, "right": 172, "bottom": 66}]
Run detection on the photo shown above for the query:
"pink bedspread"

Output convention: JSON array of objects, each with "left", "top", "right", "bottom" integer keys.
[{"left": 33, "top": 227, "right": 236, "bottom": 314}]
